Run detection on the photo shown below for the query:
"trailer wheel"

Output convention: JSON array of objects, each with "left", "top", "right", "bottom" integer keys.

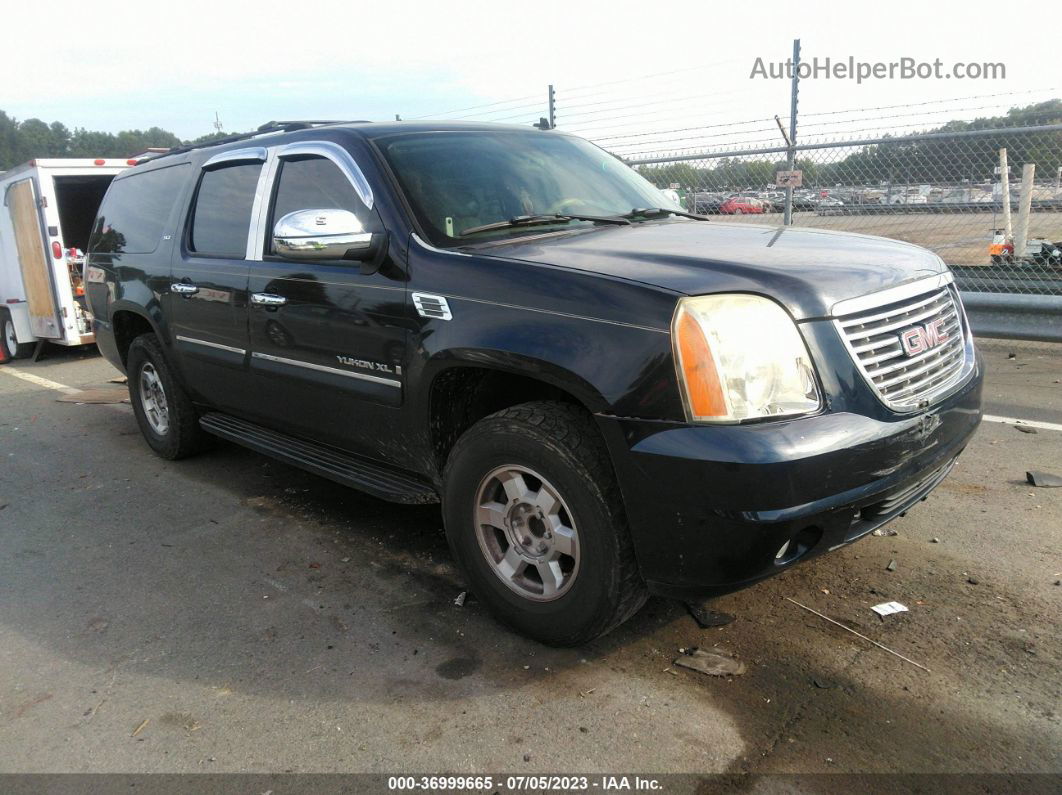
[
  {"left": 127, "top": 334, "right": 209, "bottom": 459},
  {"left": 0, "top": 309, "right": 33, "bottom": 362}
]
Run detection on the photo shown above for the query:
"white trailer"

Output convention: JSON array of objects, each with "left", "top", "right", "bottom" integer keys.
[{"left": 1, "top": 158, "right": 130, "bottom": 361}]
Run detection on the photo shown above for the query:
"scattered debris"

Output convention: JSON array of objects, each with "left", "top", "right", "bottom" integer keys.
[
  {"left": 454, "top": 591, "right": 467, "bottom": 607},
  {"left": 930, "top": 537, "right": 941, "bottom": 543},
  {"left": 872, "top": 527, "right": 898, "bottom": 537},
  {"left": 820, "top": 588, "right": 830, "bottom": 595},
  {"left": 812, "top": 677, "right": 836, "bottom": 689},
  {"left": 308, "top": 562, "right": 321, "bottom": 569},
  {"left": 1014, "top": 425, "right": 1038, "bottom": 434},
  {"left": 785, "top": 597, "right": 930, "bottom": 672},
  {"left": 579, "top": 726, "right": 589, "bottom": 733},
  {"left": 578, "top": 689, "right": 595, "bottom": 698},
  {"left": 15, "top": 692, "right": 53, "bottom": 718},
  {"left": 886, "top": 559, "right": 897, "bottom": 572},
  {"left": 1007, "top": 353, "right": 1016, "bottom": 359},
  {"left": 685, "top": 602, "right": 736, "bottom": 628},
  {"left": 56, "top": 387, "right": 129, "bottom": 404},
  {"left": 672, "top": 648, "right": 746, "bottom": 677},
  {"left": 131, "top": 719, "right": 150, "bottom": 737},
  {"left": 108, "top": 376, "right": 128, "bottom": 384},
  {"left": 967, "top": 577, "right": 980, "bottom": 585},
  {"left": 523, "top": 753, "right": 532, "bottom": 762},
  {"left": 871, "top": 601, "right": 909, "bottom": 618},
  {"left": 1027, "top": 471, "right": 1062, "bottom": 488}
]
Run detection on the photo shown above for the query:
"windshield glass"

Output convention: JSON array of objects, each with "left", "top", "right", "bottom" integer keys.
[{"left": 378, "top": 131, "right": 680, "bottom": 245}]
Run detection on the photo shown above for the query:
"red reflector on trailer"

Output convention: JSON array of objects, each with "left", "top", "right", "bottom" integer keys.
[
  {"left": 94, "top": 159, "right": 106, "bottom": 165},
  {"left": 127, "top": 159, "right": 137, "bottom": 165},
  {"left": 52, "top": 241, "right": 63, "bottom": 259}
]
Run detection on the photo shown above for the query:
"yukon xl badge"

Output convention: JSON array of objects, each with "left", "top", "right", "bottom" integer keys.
[
  {"left": 899, "top": 317, "right": 949, "bottom": 357},
  {"left": 336, "top": 356, "right": 401, "bottom": 376}
]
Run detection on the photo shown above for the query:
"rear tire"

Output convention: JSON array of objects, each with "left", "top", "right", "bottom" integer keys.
[
  {"left": 1, "top": 310, "right": 34, "bottom": 361},
  {"left": 442, "top": 401, "right": 647, "bottom": 646},
  {"left": 127, "top": 334, "right": 209, "bottom": 460}
]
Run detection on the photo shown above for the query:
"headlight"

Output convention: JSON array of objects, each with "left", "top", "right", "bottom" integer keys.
[{"left": 672, "top": 294, "right": 821, "bottom": 423}]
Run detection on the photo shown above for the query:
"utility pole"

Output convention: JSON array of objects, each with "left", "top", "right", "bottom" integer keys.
[
  {"left": 783, "top": 39, "right": 800, "bottom": 226},
  {"left": 548, "top": 84, "right": 556, "bottom": 129},
  {"left": 212, "top": 111, "right": 223, "bottom": 134}
]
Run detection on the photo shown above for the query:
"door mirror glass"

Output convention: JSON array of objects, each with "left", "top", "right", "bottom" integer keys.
[{"left": 272, "top": 209, "right": 373, "bottom": 261}]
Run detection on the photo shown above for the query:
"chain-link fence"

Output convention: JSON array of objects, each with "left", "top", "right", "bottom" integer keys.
[
  {"left": 407, "top": 72, "right": 1061, "bottom": 341},
  {"left": 627, "top": 125, "right": 1062, "bottom": 289},
  {"left": 624, "top": 124, "right": 1062, "bottom": 341}
]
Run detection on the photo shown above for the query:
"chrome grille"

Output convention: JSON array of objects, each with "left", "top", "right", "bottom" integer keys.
[{"left": 835, "top": 277, "right": 970, "bottom": 411}]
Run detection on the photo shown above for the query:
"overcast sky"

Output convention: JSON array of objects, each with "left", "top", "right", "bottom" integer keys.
[{"left": 3, "top": 0, "right": 1057, "bottom": 152}]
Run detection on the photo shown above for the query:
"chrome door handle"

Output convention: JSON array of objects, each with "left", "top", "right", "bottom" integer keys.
[
  {"left": 171, "top": 282, "right": 198, "bottom": 295},
  {"left": 251, "top": 293, "right": 287, "bottom": 306}
]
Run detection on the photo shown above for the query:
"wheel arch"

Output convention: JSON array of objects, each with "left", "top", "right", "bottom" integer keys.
[
  {"left": 422, "top": 353, "right": 609, "bottom": 477},
  {"left": 109, "top": 302, "right": 165, "bottom": 368}
]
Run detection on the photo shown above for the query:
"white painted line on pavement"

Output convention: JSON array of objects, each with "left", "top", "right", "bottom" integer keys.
[
  {"left": 0, "top": 367, "right": 130, "bottom": 414},
  {"left": 983, "top": 414, "right": 1062, "bottom": 433},
  {"left": 0, "top": 366, "right": 80, "bottom": 394}
]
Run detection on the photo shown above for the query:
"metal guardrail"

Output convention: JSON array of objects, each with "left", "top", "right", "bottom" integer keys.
[{"left": 961, "top": 292, "right": 1062, "bottom": 342}]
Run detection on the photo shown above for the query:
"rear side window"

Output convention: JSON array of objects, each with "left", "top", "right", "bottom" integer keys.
[
  {"left": 89, "top": 164, "right": 188, "bottom": 254},
  {"left": 189, "top": 163, "right": 262, "bottom": 258}
]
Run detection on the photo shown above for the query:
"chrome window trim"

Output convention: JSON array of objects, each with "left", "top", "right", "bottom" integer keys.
[
  {"left": 247, "top": 149, "right": 280, "bottom": 260},
  {"left": 276, "top": 141, "right": 374, "bottom": 210},
  {"left": 251, "top": 351, "right": 400, "bottom": 388},
  {"left": 830, "top": 271, "right": 954, "bottom": 318},
  {"left": 202, "top": 147, "right": 268, "bottom": 169},
  {"left": 175, "top": 335, "right": 247, "bottom": 355}
]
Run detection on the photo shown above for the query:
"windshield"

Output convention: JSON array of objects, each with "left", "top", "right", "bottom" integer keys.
[{"left": 378, "top": 131, "right": 681, "bottom": 245}]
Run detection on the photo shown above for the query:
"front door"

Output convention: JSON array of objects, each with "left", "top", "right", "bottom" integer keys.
[
  {"left": 244, "top": 146, "right": 409, "bottom": 455},
  {"left": 167, "top": 151, "right": 265, "bottom": 412}
]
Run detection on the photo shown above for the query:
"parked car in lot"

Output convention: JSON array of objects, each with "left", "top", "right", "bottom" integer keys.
[
  {"left": 692, "top": 192, "right": 726, "bottom": 214},
  {"left": 719, "top": 195, "right": 766, "bottom": 214},
  {"left": 85, "top": 120, "right": 983, "bottom": 645}
]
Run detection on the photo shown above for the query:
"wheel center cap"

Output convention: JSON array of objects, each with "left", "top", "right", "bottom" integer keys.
[{"left": 507, "top": 503, "right": 551, "bottom": 558}]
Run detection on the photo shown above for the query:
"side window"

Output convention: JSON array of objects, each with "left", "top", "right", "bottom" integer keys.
[
  {"left": 268, "top": 156, "right": 374, "bottom": 255},
  {"left": 89, "top": 164, "right": 189, "bottom": 254},
  {"left": 189, "top": 162, "right": 262, "bottom": 258}
]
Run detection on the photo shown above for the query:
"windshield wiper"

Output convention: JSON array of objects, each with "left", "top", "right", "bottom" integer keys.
[
  {"left": 621, "top": 207, "right": 710, "bottom": 221},
  {"left": 459, "top": 213, "right": 630, "bottom": 237}
]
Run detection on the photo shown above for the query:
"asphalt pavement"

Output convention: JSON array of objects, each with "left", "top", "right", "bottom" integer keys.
[{"left": 0, "top": 340, "right": 1059, "bottom": 776}]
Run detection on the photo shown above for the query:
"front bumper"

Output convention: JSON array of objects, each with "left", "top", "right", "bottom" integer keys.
[{"left": 597, "top": 353, "right": 983, "bottom": 599}]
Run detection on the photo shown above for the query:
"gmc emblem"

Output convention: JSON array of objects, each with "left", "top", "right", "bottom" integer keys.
[{"left": 900, "top": 318, "right": 950, "bottom": 357}]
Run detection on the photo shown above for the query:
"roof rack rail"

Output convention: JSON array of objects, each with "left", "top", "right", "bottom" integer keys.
[
  {"left": 143, "top": 119, "right": 373, "bottom": 163},
  {"left": 256, "top": 119, "right": 371, "bottom": 130}
]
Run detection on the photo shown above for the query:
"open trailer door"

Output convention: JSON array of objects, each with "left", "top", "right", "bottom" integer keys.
[{"left": 5, "top": 178, "right": 62, "bottom": 339}]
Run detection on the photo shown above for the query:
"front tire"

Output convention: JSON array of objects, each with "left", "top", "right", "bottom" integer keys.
[
  {"left": 127, "top": 334, "right": 209, "bottom": 460},
  {"left": 1, "top": 309, "right": 34, "bottom": 361},
  {"left": 442, "top": 402, "right": 647, "bottom": 645}
]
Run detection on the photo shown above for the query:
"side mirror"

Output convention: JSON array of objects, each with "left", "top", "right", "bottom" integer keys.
[{"left": 273, "top": 209, "right": 382, "bottom": 266}]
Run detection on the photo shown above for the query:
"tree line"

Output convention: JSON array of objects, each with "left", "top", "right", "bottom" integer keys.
[
  {"left": 0, "top": 111, "right": 233, "bottom": 171},
  {"left": 635, "top": 100, "right": 1062, "bottom": 192}
]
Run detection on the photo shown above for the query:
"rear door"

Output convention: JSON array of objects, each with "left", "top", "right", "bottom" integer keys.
[
  {"left": 167, "top": 149, "right": 266, "bottom": 411},
  {"left": 244, "top": 142, "right": 408, "bottom": 454},
  {"left": 5, "top": 177, "right": 62, "bottom": 339}
]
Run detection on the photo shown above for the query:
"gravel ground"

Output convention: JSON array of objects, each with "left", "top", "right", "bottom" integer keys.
[{"left": 0, "top": 340, "right": 1059, "bottom": 776}]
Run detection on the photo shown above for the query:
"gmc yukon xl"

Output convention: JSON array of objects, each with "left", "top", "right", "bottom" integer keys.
[{"left": 85, "top": 120, "right": 983, "bottom": 645}]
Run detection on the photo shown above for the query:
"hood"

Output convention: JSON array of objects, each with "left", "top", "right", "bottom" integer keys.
[{"left": 472, "top": 220, "right": 948, "bottom": 320}]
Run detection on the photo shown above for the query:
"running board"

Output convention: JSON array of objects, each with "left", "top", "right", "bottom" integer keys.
[{"left": 199, "top": 413, "right": 438, "bottom": 504}]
